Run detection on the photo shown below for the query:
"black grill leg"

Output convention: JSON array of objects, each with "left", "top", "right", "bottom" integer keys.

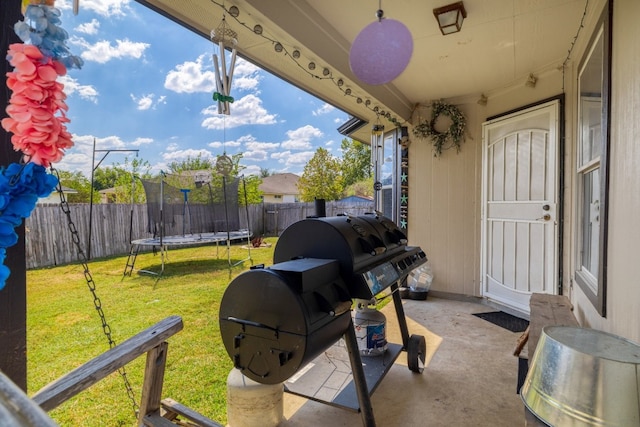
[
  {"left": 391, "top": 282, "right": 410, "bottom": 349},
  {"left": 344, "top": 318, "right": 376, "bottom": 427}
]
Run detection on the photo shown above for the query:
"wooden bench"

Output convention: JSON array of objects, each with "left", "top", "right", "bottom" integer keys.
[
  {"left": 1, "top": 316, "right": 222, "bottom": 427},
  {"left": 515, "top": 293, "right": 579, "bottom": 426}
]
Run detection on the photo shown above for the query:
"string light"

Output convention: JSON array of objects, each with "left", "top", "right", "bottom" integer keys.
[{"left": 207, "top": 0, "right": 405, "bottom": 128}]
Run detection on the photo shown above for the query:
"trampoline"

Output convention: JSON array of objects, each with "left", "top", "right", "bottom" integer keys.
[{"left": 123, "top": 171, "right": 253, "bottom": 278}]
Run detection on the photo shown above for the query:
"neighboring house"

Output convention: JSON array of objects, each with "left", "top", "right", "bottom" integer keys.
[
  {"left": 37, "top": 186, "right": 77, "bottom": 204},
  {"left": 259, "top": 173, "right": 300, "bottom": 203}
]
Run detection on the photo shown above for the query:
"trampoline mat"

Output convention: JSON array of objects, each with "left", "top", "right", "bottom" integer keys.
[{"left": 132, "top": 230, "right": 250, "bottom": 247}]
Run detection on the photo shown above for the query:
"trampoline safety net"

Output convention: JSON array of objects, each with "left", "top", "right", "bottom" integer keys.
[{"left": 141, "top": 172, "right": 241, "bottom": 239}]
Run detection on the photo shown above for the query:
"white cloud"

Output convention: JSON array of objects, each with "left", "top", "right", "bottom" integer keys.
[
  {"left": 76, "top": 38, "right": 149, "bottom": 63},
  {"left": 55, "top": 133, "right": 146, "bottom": 176},
  {"left": 282, "top": 151, "right": 316, "bottom": 166},
  {"left": 207, "top": 140, "right": 242, "bottom": 150},
  {"left": 131, "top": 94, "right": 153, "bottom": 110},
  {"left": 165, "top": 56, "right": 260, "bottom": 94},
  {"left": 166, "top": 143, "right": 180, "bottom": 152},
  {"left": 241, "top": 135, "right": 279, "bottom": 162},
  {"left": 243, "top": 150, "right": 268, "bottom": 161},
  {"left": 58, "top": 0, "right": 132, "bottom": 16},
  {"left": 131, "top": 137, "right": 154, "bottom": 146},
  {"left": 162, "top": 148, "right": 214, "bottom": 162},
  {"left": 58, "top": 75, "right": 99, "bottom": 103},
  {"left": 281, "top": 125, "right": 323, "bottom": 150},
  {"left": 165, "top": 55, "right": 216, "bottom": 94},
  {"left": 130, "top": 93, "right": 166, "bottom": 110},
  {"left": 241, "top": 164, "right": 262, "bottom": 176},
  {"left": 232, "top": 59, "right": 261, "bottom": 91},
  {"left": 312, "top": 103, "right": 335, "bottom": 116},
  {"left": 246, "top": 141, "right": 280, "bottom": 151},
  {"left": 75, "top": 19, "right": 100, "bottom": 35},
  {"left": 201, "top": 94, "right": 277, "bottom": 130},
  {"left": 271, "top": 151, "right": 291, "bottom": 162}
]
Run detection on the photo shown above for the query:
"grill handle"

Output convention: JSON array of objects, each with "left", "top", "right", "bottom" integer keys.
[
  {"left": 225, "top": 316, "right": 279, "bottom": 338},
  {"left": 331, "top": 300, "right": 352, "bottom": 317}
]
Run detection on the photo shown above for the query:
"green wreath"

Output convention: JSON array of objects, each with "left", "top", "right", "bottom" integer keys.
[{"left": 413, "top": 100, "right": 466, "bottom": 156}]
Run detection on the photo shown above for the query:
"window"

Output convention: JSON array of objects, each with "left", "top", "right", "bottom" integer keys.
[
  {"left": 374, "top": 132, "right": 400, "bottom": 222},
  {"left": 575, "top": 4, "right": 611, "bottom": 316}
]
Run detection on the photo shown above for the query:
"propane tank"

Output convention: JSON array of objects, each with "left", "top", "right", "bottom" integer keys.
[{"left": 353, "top": 298, "right": 387, "bottom": 357}]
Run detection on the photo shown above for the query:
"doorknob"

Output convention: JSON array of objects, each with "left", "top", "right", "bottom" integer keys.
[
  {"left": 536, "top": 214, "right": 551, "bottom": 221},
  {"left": 542, "top": 204, "right": 550, "bottom": 211}
]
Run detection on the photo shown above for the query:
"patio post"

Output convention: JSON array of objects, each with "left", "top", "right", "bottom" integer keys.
[{"left": 0, "top": 0, "right": 28, "bottom": 390}]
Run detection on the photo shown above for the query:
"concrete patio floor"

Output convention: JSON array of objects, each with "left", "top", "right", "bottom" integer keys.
[{"left": 280, "top": 295, "right": 527, "bottom": 427}]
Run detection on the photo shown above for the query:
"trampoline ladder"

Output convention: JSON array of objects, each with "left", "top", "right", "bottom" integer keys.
[{"left": 123, "top": 244, "right": 140, "bottom": 277}]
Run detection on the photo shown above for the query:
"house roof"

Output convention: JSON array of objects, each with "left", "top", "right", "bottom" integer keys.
[{"left": 259, "top": 173, "right": 300, "bottom": 195}]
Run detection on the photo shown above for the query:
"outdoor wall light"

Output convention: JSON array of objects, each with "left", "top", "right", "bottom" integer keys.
[{"left": 433, "top": 2, "right": 467, "bottom": 35}]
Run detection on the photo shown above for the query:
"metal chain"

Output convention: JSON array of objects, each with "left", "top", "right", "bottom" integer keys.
[{"left": 51, "top": 167, "right": 140, "bottom": 417}]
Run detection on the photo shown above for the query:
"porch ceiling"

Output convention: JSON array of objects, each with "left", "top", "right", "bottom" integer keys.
[{"left": 135, "top": 0, "right": 591, "bottom": 143}]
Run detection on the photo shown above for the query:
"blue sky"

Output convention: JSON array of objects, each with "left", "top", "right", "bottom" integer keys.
[{"left": 49, "top": 0, "right": 350, "bottom": 177}]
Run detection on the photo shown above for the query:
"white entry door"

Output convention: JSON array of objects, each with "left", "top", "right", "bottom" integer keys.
[{"left": 481, "top": 100, "right": 560, "bottom": 314}]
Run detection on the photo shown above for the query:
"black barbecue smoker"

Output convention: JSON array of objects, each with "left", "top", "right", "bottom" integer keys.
[{"left": 220, "top": 213, "right": 427, "bottom": 427}]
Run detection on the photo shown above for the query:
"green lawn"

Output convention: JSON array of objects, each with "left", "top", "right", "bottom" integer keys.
[{"left": 27, "top": 239, "right": 277, "bottom": 426}]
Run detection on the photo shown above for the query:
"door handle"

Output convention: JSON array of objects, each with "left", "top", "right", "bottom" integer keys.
[{"left": 536, "top": 214, "right": 551, "bottom": 221}]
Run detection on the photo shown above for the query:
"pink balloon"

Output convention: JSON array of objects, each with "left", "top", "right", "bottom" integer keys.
[{"left": 349, "top": 19, "right": 413, "bottom": 85}]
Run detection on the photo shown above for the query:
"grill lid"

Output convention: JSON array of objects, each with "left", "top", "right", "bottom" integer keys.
[{"left": 274, "top": 214, "right": 426, "bottom": 298}]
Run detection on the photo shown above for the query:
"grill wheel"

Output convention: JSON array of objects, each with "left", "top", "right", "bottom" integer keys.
[{"left": 407, "top": 334, "right": 426, "bottom": 373}]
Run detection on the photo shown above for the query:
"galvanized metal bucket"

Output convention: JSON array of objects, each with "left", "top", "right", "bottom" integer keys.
[{"left": 521, "top": 325, "right": 640, "bottom": 426}]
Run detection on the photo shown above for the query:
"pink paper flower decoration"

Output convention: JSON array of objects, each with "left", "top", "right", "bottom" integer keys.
[{"left": 1, "top": 43, "right": 73, "bottom": 167}]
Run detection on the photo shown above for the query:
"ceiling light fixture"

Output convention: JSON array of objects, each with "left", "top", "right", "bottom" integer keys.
[
  {"left": 433, "top": 1, "right": 467, "bottom": 35},
  {"left": 349, "top": 2, "right": 413, "bottom": 85}
]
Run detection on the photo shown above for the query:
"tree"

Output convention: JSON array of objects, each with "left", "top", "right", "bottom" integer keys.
[
  {"left": 298, "top": 147, "right": 344, "bottom": 202},
  {"left": 260, "top": 168, "right": 272, "bottom": 178},
  {"left": 92, "top": 166, "right": 122, "bottom": 191},
  {"left": 163, "top": 153, "right": 262, "bottom": 205},
  {"left": 167, "top": 153, "right": 214, "bottom": 174},
  {"left": 344, "top": 177, "right": 374, "bottom": 199},
  {"left": 111, "top": 156, "right": 153, "bottom": 203},
  {"left": 340, "top": 138, "right": 371, "bottom": 188},
  {"left": 55, "top": 170, "right": 92, "bottom": 203}
]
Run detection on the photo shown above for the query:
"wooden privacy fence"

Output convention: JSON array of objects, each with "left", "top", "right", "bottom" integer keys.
[{"left": 25, "top": 201, "right": 373, "bottom": 269}]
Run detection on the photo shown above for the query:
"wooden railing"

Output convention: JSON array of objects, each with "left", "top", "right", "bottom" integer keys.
[{"left": 1, "top": 316, "right": 222, "bottom": 427}]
